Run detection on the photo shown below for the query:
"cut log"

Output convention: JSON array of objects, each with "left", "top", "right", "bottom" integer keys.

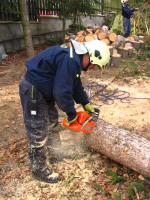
[
  {"left": 117, "top": 35, "right": 126, "bottom": 43},
  {"left": 132, "top": 35, "right": 139, "bottom": 41},
  {"left": 85, "top": 29, "right": 93, "bottom": 35},
  {"left": 84, "top": 119, "right": 150, "bottom": 178},
  {"left": 102, "top": 25, "right": 109, "bottom": 32},
  {"left": 109, "top": 33, "right": 117, "bottom": 42},
  {"left": 111, "top": 41, "right": 125, "bottom": 48},
  {"left": 92, "top": 25, "right": 100, "bottom": 33},
  {"left": 125, "top": 42, "right": 133, "bottom": 48},
  {"left": 139, "top": 35, "right": 144, "bottom": 40},
  {"left": 65, "top": 35, "right": 70, "bottom": 42},
  {"left": 85, "top": 35, "right": 95, "bottom": 42},
  {"left": 95, "top": 28, "right": 102, "bottom": 35},
  {"left": 101, "top": 38, "right": 110, "bottom": 45},
  {"left": 76, "top": 35, "right": 85, "bottom": 42},
  {"left": 77, "top": 30, "right": 85, "bottom": 36},
  {"left": 127, "top": 36, "right": 135, "bottom": 42},
  {"left": 93, "top": 34, "right": 98, "bottom": 40},
  {"left": 98, "top": 32, "right": 107, "bottom": 40},
  {"left": 111, "top": 54, "right": 121, "bottom": 67}
]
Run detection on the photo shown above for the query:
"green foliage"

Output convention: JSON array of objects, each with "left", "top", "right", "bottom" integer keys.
[
  {"left": 113, "top": 193, "right": 121, "bottom": 200},
  {"left": 69, "top": 24, "right": 86, "bottom": 33},
  {"left": 128, "top": 181, "right": 149, "bottom": 198},
  {"left": 106, "top": 171, "right": 126, "bottom": 184},
  {"left": 110, "top": 13, "right": 123, "bottom": 35},
  {"left": 92, "top": 182, "right": 102, "bottom": 191},
  {"left": 1, "top": 0, "right": 20, "bottom": 15},
  {"left": 131, "top": 1, "right": 150, "bottom": 35},
  {"left": 145, "top": 36, "right": 150, "bottom": 50},
  {"left": 110, "top": 1, "right": 150, "bottom": 35}
]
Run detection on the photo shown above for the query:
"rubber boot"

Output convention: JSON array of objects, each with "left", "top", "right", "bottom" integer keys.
[{"left": 29, "top": 147, "right": 60, "bottom": 183}]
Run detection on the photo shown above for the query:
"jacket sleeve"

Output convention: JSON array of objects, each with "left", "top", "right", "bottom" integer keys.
[
  {"left": 122, "top": 5, "right": 135, "bottom": 17},
  {"left": 53, "top": 54, "right": 80, "bottom": 115},
  {"left": 73, "top": 77, "right": 89, "bottom": 106}
]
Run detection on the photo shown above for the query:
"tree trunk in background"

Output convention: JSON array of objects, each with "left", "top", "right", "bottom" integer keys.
[
  {"left": 84, "top": 119, "right": 150, "bottom": 178},
  {"left": 19, "top": 0, "right": 35, "bottom": 58}
]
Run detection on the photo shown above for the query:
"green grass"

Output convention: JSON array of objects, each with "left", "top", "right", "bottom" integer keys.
[{"left": 128, "top": 181, "right": 150, "bottom": 198}]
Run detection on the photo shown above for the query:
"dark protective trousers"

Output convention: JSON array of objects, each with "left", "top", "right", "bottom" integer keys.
[
  {"left": 19, "top": 78, "right": 61, "bottom": 170},
  {"left": 123, "top": 17, "right": 131, "bottom": 37}
]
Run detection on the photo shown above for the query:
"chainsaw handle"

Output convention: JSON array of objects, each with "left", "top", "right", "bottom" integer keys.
[{"left": 93, "top": 108, "right": 100, "bottom": 122}]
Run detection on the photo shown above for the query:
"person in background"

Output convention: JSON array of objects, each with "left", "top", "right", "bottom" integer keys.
[
  {"left": 19, "top": 39, "right": 110, "bottom": 183},
  {"left": 121, "top": 0, "right": 138, "bottom": 37}
]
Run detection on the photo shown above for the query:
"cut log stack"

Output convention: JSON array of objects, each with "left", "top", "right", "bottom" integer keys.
[{"left": 65, "top": 25, "right": 146, "bottom": 68}]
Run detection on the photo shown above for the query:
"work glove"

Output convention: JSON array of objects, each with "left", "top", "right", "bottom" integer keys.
[
  {"left": 83, "top": 103, "right": 94, "bottom": 116},
  {"left": 66, "top": 112, "right": 77, "bottom": 124}
]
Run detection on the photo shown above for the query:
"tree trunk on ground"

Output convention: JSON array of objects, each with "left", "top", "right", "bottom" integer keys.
[
  {"left": 84, "top": 119, "right": 150, "bottom": 178},
  {"left": 19, "top": 0, "right": 35, "bottom": 58}
]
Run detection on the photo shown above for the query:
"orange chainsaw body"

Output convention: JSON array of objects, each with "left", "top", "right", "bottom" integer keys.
[{"left": 62, "top": 111, "right": 95, "bottom": 134}]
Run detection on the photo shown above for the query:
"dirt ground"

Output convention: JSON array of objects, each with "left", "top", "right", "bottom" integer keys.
[{"left": 0, "top": 46, "right": 150, "bottom": 200}]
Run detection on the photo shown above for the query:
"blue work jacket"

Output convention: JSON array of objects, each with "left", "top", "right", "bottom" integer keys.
[
  {"left": 25, "top": 45, "right": 89, "bottom": 115},
  {"left": 122, "top": 3, "right": 135, "bottom": 19}
]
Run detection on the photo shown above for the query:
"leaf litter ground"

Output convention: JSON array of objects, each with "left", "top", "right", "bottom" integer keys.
[{"left": 0, "top": 45, "right": 150, "bottom": 200}]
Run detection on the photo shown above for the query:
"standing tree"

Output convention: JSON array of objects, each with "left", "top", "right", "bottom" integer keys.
[{"left": 19, "top": 0, "right": 35, "bottom": 58}]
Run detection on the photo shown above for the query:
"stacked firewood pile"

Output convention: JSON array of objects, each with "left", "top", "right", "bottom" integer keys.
[{"left": 65, "top": 25, "right": 145, "bottom": 67}]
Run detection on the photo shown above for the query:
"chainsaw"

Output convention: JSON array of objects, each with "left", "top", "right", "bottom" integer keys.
[{"left": 62, "top": 108, "right": 100, "bottom": 134}]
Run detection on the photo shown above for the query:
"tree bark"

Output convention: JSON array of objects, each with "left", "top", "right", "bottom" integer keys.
[
  {"left": 118, "top": 47, "right": 129, "bottom": 59},
  {"left": 84, "top": 119, "right": 150, "bottom": 178},
  {"left": 111, "top": 54, "right": 121, "bottom": 67},
  {"left": 19, "top": 0, "right": 35, "bottom": 58}
]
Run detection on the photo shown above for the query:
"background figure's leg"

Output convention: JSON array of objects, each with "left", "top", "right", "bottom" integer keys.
[
  {"left": 128, "top": 18, "right": 131, "bottom": 36},
  {"left": 123, "top": 17, "right": 129, "bottom": 37}
]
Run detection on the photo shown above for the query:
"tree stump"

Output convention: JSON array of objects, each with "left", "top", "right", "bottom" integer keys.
[
  {"left": 131, "top": 41, "right": 141, "bottom": 49},
  {"left": 111, "top": 54, "right": 121, "bottom": 67},
  {"left": 84, "top": 119, "right": 150, "bottom": 178},
  {"left": 117, "top": 47, "right": 129, "bottom": 59},
  {"left": 127, "top": 47, "right": 134, "bottom": 57},
  {"left": 125, "top": 42, "right": 132, "bottom": 48},
  {"left": 108, "top": 46, "right": 114, "bottom": 56},
  {"left": 139, "top": 40, "right": 145, "bottom": 49},
  {"left": 106, "top": 57, "right": 112, "bottom": 68}
]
